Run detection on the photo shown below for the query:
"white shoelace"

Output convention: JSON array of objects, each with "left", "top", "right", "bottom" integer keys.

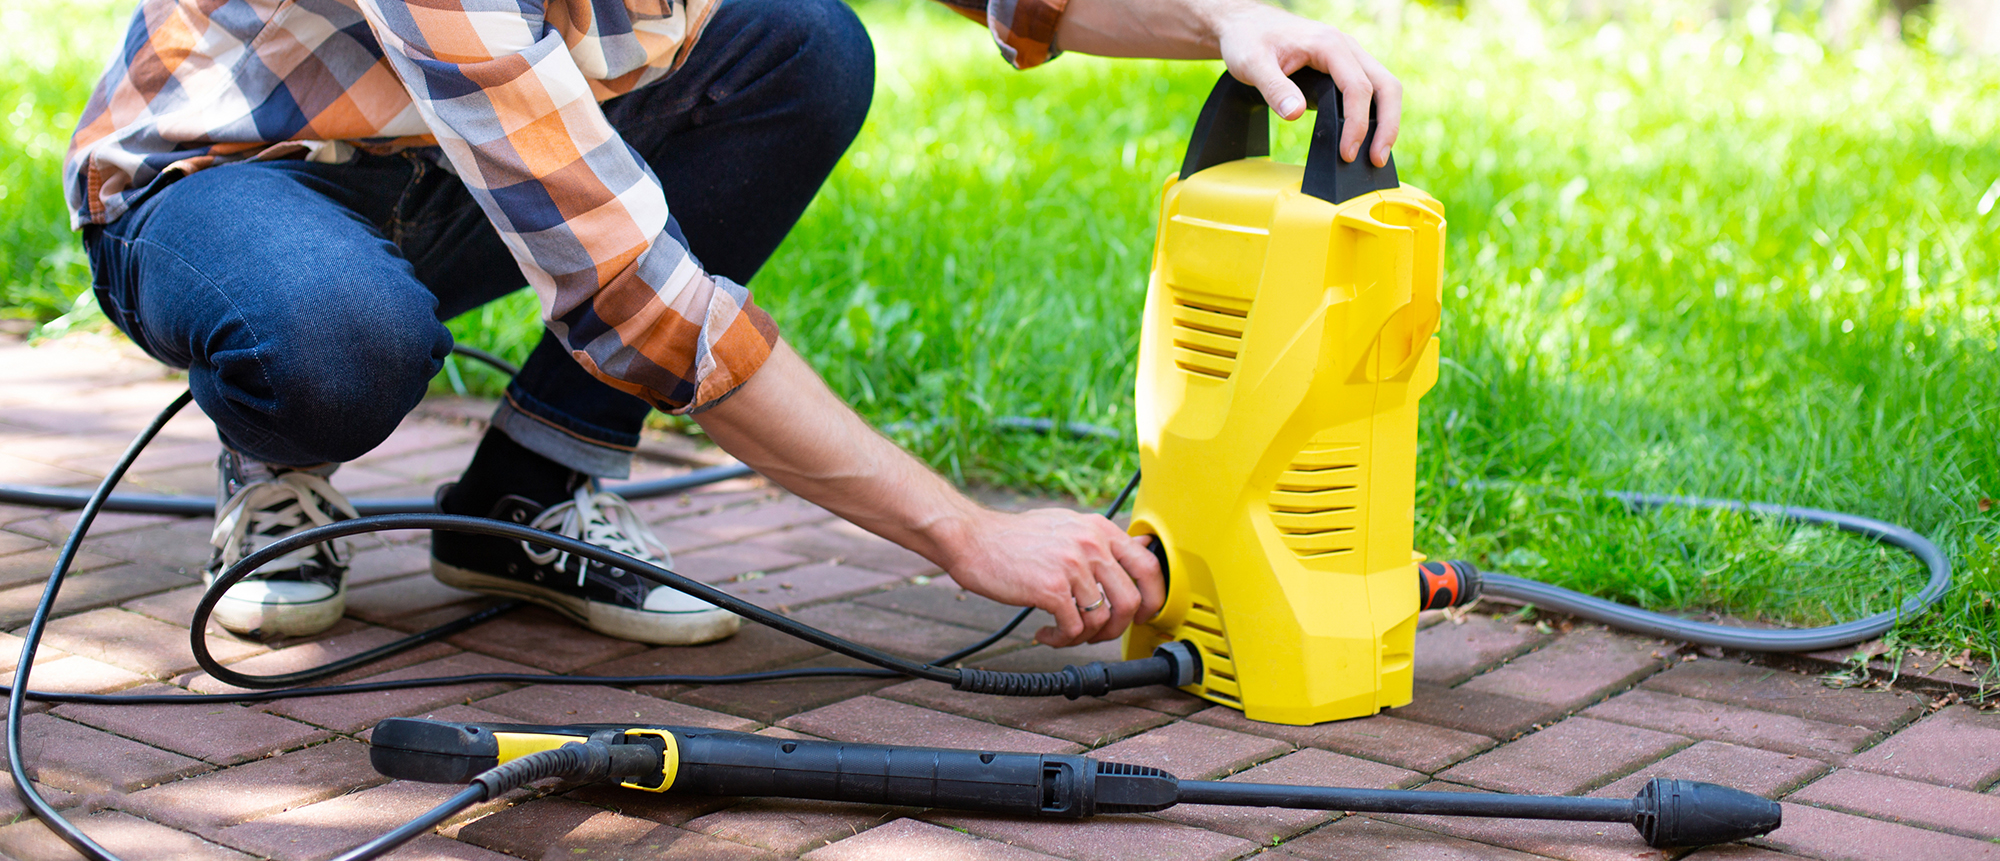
[
  {"left": 211, "top": 471, "right": 359, "bottom": 573},
  {"left": 523, "top": 486, "right": 674, "bottom": 587}
]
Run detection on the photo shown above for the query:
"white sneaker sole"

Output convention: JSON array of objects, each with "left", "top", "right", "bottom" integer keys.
[
  {"left": 209, "top": 583, "right": 347, "bottom": 639},
  {"left": 432, "top": 561, "right": 741, "bottom": 646}
]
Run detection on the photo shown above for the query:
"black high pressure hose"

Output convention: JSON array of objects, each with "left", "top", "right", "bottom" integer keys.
[{"left": 6, "top": 377, "right": 1957, "bottom": 860}]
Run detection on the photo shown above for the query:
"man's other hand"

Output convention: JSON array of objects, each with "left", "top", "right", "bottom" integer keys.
[
  {"left": 942, "top": 508, "right": 1165, "bottom": 648},
  {"left": 1056, "top": 0, "right": 1402, "bottom": 169},
  {"left": 1214, "top": 3, "right": 1402, "bottom": 167}
]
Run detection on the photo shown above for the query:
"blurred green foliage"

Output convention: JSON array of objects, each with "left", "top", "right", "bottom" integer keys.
[{"left": 0, "top": 0, "right": 124, "bottom": 323}]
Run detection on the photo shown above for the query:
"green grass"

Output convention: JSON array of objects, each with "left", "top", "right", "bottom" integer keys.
[
  {"left": 0, "top": 0, "right": 125, "bottom": 323},
  {"left": 4, "top": 1, "right": 1996, "bottom": 663}
]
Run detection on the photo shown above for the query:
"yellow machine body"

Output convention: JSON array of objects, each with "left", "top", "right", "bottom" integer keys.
[{"left": 1122, "top": 156, "right": 1446, "bottom": 726}]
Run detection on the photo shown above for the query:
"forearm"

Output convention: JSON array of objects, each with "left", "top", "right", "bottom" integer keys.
[
  {"left": 691, "top": 341, "right": 983, "bottom": 570},
  {"left": 1053, "top": 0, "right": 1261, "bottom": 59},
  {"left": 692, "top": 341, "right": 1165, "bottom": 647}
]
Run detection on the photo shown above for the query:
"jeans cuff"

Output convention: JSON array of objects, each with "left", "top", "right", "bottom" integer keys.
[{"left": 490, "top": 397, "right": 635, "bottom": 479}]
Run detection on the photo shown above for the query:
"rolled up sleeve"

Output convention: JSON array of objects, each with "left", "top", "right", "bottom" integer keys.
[
  {"left": 932, "top": 0, "right": 1070, "bottom": 69},
  {"left": 356, "top": 0, "right": 775, "bottom": 414}
]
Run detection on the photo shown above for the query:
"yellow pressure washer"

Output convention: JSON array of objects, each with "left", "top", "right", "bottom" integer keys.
[
  {"left": 1124, "top": 69, "right": 1445, "bottom": 726},
  {"left": 1115, "top": 70, "right": 1953, "bottom": 727}
]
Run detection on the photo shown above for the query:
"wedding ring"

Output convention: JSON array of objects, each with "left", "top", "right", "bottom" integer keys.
[{"left": 1077, "top": 586, "right": 1108, "bottom": 613}]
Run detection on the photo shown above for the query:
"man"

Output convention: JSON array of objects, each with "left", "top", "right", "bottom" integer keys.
[{"left": 65, "top": 0, "right": 1400, "bottom": 651}]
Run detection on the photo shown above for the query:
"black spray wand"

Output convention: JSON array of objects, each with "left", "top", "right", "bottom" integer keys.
[{"left": 369, "top": 718, "right": 1781, "bottom": 851}]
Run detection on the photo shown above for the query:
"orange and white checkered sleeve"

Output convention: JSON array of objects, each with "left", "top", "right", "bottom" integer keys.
[{"left": 353, "top": 0, "right": 776, "bottom": 414}]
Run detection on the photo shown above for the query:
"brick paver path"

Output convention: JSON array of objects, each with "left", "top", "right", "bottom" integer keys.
[{"left": 0, "top": 333, "right": 1993, "bottom": 861}]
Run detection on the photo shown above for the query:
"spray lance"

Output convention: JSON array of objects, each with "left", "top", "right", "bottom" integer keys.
[{"left": 365, "top": 718, "right": 1782, "bottom": 854}]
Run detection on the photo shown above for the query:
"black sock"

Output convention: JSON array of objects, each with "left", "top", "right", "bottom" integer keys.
[{"left": 443, "top": 430, "right": 585, "bottom": 514}]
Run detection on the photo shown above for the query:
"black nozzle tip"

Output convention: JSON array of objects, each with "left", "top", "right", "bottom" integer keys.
[{"left": 1632, "top": 778, "right": 1782, "bottom": 848}]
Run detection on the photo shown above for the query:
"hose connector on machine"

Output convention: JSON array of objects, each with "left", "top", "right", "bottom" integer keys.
[
  {"left": 1419, "top": 559, "right": 1485, "bottom": 610},
  {"left": 952, "top": 641, "right": 1201, "bottom": 699}
]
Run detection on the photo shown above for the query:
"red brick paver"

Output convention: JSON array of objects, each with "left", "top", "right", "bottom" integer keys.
[
  {"left": 1274, "top": 815, "right": 1551, "bottom": 861},
  {"left": 924, "top": 811, "right": 1259, "bottom": 861},
  {"left": 674, "top": 656, "right": 902, "bottom": 723},
  {"left": 1641, "top": 660, "right": 1926, "bottom": 732},
  {"left": 1843, "top": 704, "right": 2000, "bottom": 789},
  {"left": 51, "top": 684, "right": 330, "bottom": 765},
  {"left": 1786, "top": 769, "right": 2000, "bottom": 839},
  {"left": 1584, "top": 688, "right": 1876, "bottom": 761},
  {"left": 3, "top": 335, "right": 1995, "bottom": 861},
  {"left": 1756, "top": 801, "right": 2000, "bottom": 861},
  {"left": 780, "top": 696, "right": 1080, "bottom": 754},
  {"left": 1457, "top": 627, "right": 1673, "bottom": 709},
  {"left": 1593, "top": 740, "right": 1829, "bottom": 799},
  {"left": 450, "top": 796, "right": 655, "bottom": 857},
  {"left": 1154, "top": 747, "right": 1423, "bottom": 843},
  {"left": 0, "top": 810, "right": 253, "bottom": 861},
  {"left": 6, "top": 712, "right": 210, "bottom": 794},
  {"left": 474, "top": 682, "right": 757, "bottom": 731},
  {"left": 1088, "top": 719, "right": 1291, "bottom": 780},
  {"left": 684, "top": 798, "right": 903, "bottom": 855},
  {"left": 1187, "top": 705, "right": 1496, "bottom": 773},
  {"left": 119, "top": 740, "right": 387, "bottom": 833},
  {"left": 1436, "top": 716, "right": 1689, "bottom": 795},
  {"left": 1389, "top": 681, "right": 1568, "bottom": 739},
  {"left": 1414, "top": 614, "right": 1550, "bottom": 685},
  {"left": 801, "top": 816, "right": 1062, "bottom": 861}
]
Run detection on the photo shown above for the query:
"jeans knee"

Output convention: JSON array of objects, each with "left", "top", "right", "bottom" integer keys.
[
  {"left": 718, "top": 0, "right": 875, "bottom": 138},
  {"left": 206, "top": 290, "right": 449, "bottom": 464},
  {"left": 795, "top": 0, "right": 875, "bottom": 127}
]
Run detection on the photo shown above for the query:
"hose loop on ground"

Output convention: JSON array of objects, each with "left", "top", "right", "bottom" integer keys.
[{"left": 1459, "top": 484, "right": 1954, "bottom": 652}]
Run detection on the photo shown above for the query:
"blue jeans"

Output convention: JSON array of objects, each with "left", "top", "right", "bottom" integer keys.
[{"left": 82, "top": 0, "right": 873, "bottom": 476}]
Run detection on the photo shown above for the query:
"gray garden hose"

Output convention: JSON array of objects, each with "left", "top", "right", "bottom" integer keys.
[{"left": 1468, "top": 489, "right": 1954, "bottom": 652}]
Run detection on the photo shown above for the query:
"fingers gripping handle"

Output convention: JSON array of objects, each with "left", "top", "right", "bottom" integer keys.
[{"left": 1179, "top": 69, "right": 1399, "bottom": 205}]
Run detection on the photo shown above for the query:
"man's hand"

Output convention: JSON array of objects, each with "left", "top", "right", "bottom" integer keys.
[
  {"left": 1213, "top": 4, "right": 1401, "bottom": 167},
  {"left": 1056, "top": 0, "right": 1402, "bottom": 167},
  {"left": 942, "top": 509, "right": 1165, "bottom": 647}
]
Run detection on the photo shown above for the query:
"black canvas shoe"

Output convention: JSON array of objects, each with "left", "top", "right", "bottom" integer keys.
[
  {"left": 431, "top": 484, "right": 740, "bottom": 645},
  {"left": 205, "top": 450, "right": 354, "bottom": 639}
]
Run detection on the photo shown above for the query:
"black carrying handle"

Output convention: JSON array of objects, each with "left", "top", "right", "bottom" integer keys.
[{"left": 1179, "top": 69, "right": 1398, "bottom": 206}]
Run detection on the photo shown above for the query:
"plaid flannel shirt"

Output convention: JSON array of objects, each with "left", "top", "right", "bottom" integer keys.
[{"left": 66, "top": 0, "right": 1068, "bottom": 414}]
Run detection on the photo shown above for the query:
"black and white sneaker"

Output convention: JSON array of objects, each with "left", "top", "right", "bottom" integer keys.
[
  {"left": 431, "top": 484, "right": 740, "bottom": 645},
  {"left": 205, "top": 450, "right": 354, "bottom": 639}
]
